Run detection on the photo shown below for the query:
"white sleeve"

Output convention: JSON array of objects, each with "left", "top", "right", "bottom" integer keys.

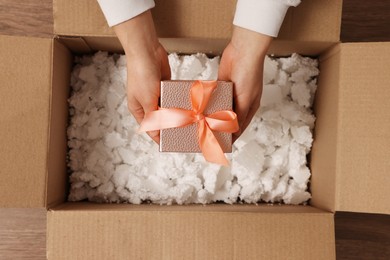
[
  {"left": 233, "top": 0, "right": 301, "bottom": 37},
  {"left": 97, "top": 0, "right": 155, "bottom": 27}
]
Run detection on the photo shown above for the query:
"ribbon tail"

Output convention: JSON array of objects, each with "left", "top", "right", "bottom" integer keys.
[
  {"left": 139, "top": 108, "right": 195, "bottom": 132},
  {"left": 205, "top": 110, "right": 239, "bottom": 133},
  {"left": 198, "top": 120, "right": 229, "bottom": 166}
]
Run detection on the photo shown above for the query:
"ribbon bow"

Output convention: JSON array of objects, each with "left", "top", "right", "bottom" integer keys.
[{"left": 139, "top": 80, "right": 239, "bottom": 165}]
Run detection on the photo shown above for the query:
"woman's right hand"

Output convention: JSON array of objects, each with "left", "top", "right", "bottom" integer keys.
[{"left": 114, "top": 10, "right": 171, "bottom": 143}]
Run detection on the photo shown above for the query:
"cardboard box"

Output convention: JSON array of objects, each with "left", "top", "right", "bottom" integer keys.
[{"left": 0, "top": 0, "right": 389, "bottom": 259}]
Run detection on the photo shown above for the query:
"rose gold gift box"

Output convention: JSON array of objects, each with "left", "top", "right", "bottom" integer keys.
[{"left": 160, "top": 80, "right": 233, "bottom": 153}]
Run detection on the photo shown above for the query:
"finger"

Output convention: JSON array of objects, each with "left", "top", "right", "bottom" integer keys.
[
  {"left": 160, "top": 51, "right": 171, "bottom": 80},
  {"left": 219, "top": 65, "right": 250, "bottom": 134},
  {"left": 218, "top": 57, "right": 231, "bottom": 81},
  {"left": 233, "top": 90, "right": 251, "bottom": 135},
  {"left": 143, "top": 115, "right": 160, "bottom": 144},
  {"left": 146, "top": 129, "right": 160, "bottom": 144},
  {"left": 232, "top": 97, "right": 261, "bottom": 143},
  {"left": 242, "top": 97, "right": 261, "bottom": 133},
  {"left": 128, "top": 92, "right": 160, "bottom": 144},
  {"left": 127, "top": 95, "right": 145, "bottom": 125},
  {"left": 140, "top": 88, "right": 160, "bottom": 144}
]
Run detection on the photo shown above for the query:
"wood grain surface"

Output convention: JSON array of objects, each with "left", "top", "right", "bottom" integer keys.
[
  {"left": 0, "top": 0, "right": 52, "bottom": 38},
  {"left": 0, "top": 209, "right": 46, "bottom": 259},
  {"left": 0, "top": 0, "right": 389, "bottom": 259},
  {"left": 335, "top": 212, "right": 390, "bottom": 260},
  {"left": 341, "top": 0, "right": 390, "bottom": 42}
]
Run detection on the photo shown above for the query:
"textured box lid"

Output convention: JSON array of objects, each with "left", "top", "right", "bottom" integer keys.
[
  {"left": 312, "top": 42, "right": 390, "bottom": 215},
  {"left": 47, "top": 203, "right": 335, "bottom": 260},
  {"left": 160, "top": 81, "right": 233, "bottom": 153},
  {"left": 0, "top": 35, "right": 52, "bottom": 207},
  {"left": 53, "top": 0, "right": 342, "bottom": 42},
  {"left": 335, "top": 42, "right": 390, "bottom": 214}
]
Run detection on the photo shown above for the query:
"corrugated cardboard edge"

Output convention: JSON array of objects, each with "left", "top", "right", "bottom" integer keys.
[
  {"left": 55, "top": 36, "right": 92, "bottom": 54},
  {"left": 47, "top": 203, "right": 335, "bottom": 260},
  {"left": 58, "top": 37, "right": 337, "bottom": 57},
  {"left": 336, "top": 42, "right": 390, "bottom": 214},
  {"left": 0, "top": 35, "right": 52, "bottom": 208}
]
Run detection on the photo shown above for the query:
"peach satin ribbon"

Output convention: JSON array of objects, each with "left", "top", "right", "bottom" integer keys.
[{"left": 139, "top": 80, "right": 239, "bottom": 165}]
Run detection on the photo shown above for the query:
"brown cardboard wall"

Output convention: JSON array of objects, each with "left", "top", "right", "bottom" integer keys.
[
  {"left": 53, "top": 0, "right": 112, "bottom": 36},
  {"left": 152, "top": 0, "right": 236, "bottom": 38},
  {"left": 278, "top": 0, "right": 342, "bottom": 42},
  {"left": 46, "top": 40, "right": 73, "bottom": 208},
  {"left": 0, "top": 35, "right": 52, "bottom": 208},
  {"left": 311, "top": 45, "right": 341, "bottom": 212},
  {"left": 48, "top": 204, "right": 335, "bottom": 260},
  {"left": 336, "top": 42, "right": 390, "bottom": 214},
  {"left": 54, "top": 0, "right": 342, "bottom": 42}
]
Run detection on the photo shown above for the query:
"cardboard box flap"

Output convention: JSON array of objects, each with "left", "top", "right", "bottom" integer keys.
[
  {"left": 45, "top": 39, "right": 72, "bottom": 208},
  {"left": 336, "top": 42, "right": 390, "bottom": 214},
  {"left": 54, "top": 0, "right": 341, "bottom": 42},
  {"left": 0, "top": 35, "right": 52, "bottom": 207},
  {"left": 48, "top": 203, "right": 335, "bottom": 259},
  {"left": 310, "top": 44, "right": 341, "bottom": 213}
]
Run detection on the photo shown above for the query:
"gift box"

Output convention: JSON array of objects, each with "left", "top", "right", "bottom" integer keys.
[
  {"left": 140, "top": 80, "right": 238, "bottom": 165},
  {"left": 160, "top": 80, "right": 234, "bottom": 153}
]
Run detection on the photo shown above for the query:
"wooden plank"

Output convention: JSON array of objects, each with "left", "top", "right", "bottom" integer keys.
[
  {"left": 335, "top": 212, "right": 390, "bottom": 260},
  {"left": 341, "top": 0, "right": 390, "bottom": 42},
  {"left": 0, "top": 208, "right": 46, "bottom": 259},
  {"left": 0, "top": 0, "right": 52, "bottom": 37}
]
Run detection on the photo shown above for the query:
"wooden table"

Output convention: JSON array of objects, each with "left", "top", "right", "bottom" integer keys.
[{"left": 0, "top": 0, "right": 389, "bottom": 259}]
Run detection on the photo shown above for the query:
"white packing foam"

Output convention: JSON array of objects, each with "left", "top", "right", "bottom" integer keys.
[{"left": 67, "top": 52, "right": 319, "bottom": 205}]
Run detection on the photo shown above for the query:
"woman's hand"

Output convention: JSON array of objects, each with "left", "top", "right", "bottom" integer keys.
[
  {"left": 219, "top": 26, "right": 272, "bottom": 141},
  {"left": 114, "top": 10, "right": 171, "bottom": 143}
]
